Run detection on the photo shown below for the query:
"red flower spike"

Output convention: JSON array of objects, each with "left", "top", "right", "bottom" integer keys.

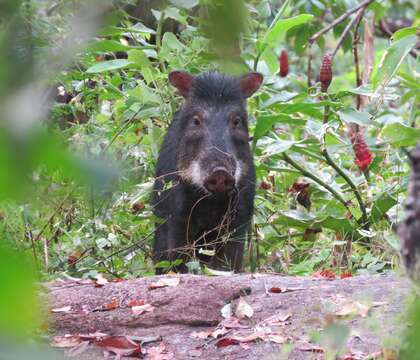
[
  {"left": 279, "top": 50, "right": 289, "bottom": 77},
  {"left": 350, "top": 132, "right": 373, "bottom": 171},
  {"left": 319, "top": 54, "right": 332, "bottom": 92}
]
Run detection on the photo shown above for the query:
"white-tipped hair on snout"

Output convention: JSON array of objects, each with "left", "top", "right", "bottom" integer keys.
[
  {"left": 234, "top": 161, "right": 242, "bottom": 185},
  {"left": 182, "top": 160, "right": 205, "bottom": 188}
]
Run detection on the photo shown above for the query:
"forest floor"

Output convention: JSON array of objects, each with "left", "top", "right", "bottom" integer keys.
[{"left": 48, "top": 273, "right": 411, "bottom": 359}]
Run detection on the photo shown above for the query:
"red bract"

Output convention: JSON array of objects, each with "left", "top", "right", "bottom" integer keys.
[
  {"left": 319, "top": 54, "right": 332, "bottom": 92},
  {"left": 350, "top": 131, "right": 373, "bottom": 171},
  {"left": 279, "top": 50, "right": 289, "bottom": 77}
]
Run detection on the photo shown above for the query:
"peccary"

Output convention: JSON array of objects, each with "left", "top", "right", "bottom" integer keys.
[{"left": 152, "top": 71, "right": 263, "bottom": 273}]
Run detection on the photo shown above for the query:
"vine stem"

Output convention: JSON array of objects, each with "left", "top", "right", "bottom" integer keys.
[
  {"left": 281, "top": 153, "right": 362, "bottom": 226},
  {"left": 321, "top": 104, "right": 369, "bottom": 229}
]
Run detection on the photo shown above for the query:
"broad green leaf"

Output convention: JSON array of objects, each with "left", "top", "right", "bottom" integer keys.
[
  {"left": 86, "top": 59, "right": 134, "bottom": 73},
  {"left": 338, "top": 109, "right": 373, "bottom": 126},
  {"left": 254, "top": 114, "right": 303, "bottom": 140},
  {"left": 275, "top": 210, "right": 316, "bottom": 228},
  {"left": 380, "top": 122, "right": 420, "bottom": 147},
  {"left": 88, "top": 40, "right": 131, "bottom": 53},
  {"left": 170, "top": 0, "right": 199, "bottom": 8},
  {"left": 392, "top": 26, "right": 418, "bottom": 41},
  {"left": 264, "top": 14, "right": 314, "bottom": 46},
  {"left": 317, "top": 216, "right": 354, "bottom": 233},
  {"left": 370, "top": 194, "right": 397, "bottom": 222},
  {"left": 261, "top": 91, "right": 299, "bottom": 108},
  {"left": 261, "top": 138, "right": 296, "bottom": 156},
  {"left": 348, "top": 85, "right": 399, "bottom": 101},
  {"left": 372, "top": 35, "right": 418, "bottom": 89},
  {"left": 129, "top": 22, "right": 156, "bottom": 34},
  {"left": 162, "top": 32, "right": 185, "bottom": 52},
  {"left": 128, "top": 49, "right": 152, "bottom": 69}
]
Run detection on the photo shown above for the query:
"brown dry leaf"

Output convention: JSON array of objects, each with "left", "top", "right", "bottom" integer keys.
[
  {"left": 127, "top": 299, "right": 145, "bottom": 307},
  {"left": 94, "top": 335, "right": 141, "bottom": 357},
  {"left": 215, "top": 338, "right": 240, "bottom": 347},
  {"left": 190, "top": 330, "right": 211, "bottom": 339},
  {"left": 221, "top": 318, "right": 249, "bottom": 329},
  {"left": 79, "top": 332, "right": 108, "bottom": 341},
  {"left": 146, "top": 342, "right": 174, "bottom": 360},
  {"left": 235, "top": 297, "right": 254, "bottom": 319},
  {"left": 92, "top": 299, "right": 119, "bottom": 312},
  {"left": 336, "top": 301, "right": 377, "bottom": 318},
  {"left": 231, "top": 333, "right": 261, "bottom": 343},
  {"left": 132, "top": 303, "right": 155, "bottom": 315},
  {"left": 51, "top": 305, "right": 72, "bottom": 313},
  {"left": 148, "top": 278, "right": 180, "bottom": 290},
  {"left": 259, "top": 310, "right": 292, "bottom": 326},
  {"left": 269, "top": 286, "right": 300, "bottom": 294},
  {"left": 50, "top": 335, "right": 82, "bottom": 348},
  {"left": 313, "top": 269, "right": 336, "bottom": 279},
  {"left": 267, "top": 334, "right": 288, "bottom": 344}
]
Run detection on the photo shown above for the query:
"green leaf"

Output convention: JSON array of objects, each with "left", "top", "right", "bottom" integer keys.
[
  {"left": 380, "top": 122, "right": 420, "bottom": 147},
  {"left": 254, "top": 114, "right": 303, "bottom": 140},
  {"left": 338, "top": 109, "right": 373, "bottom": 126},
  {"left": 261, "top": 138, "right": 296, "bottom": 156},
  {"left": 264, "top": 14, "right": 314, "bottom": 46},
  {"left": 87, "top": 40, "right": 131, "bottom": 53},
  {"left": 317, "top": 216, "right": 354, "bottom": 233},
  {"left": 372, "top": 35, "right": 418, "bottom": 89},
  {"left": 164, "top": 32, "right": 184, "bottom": 51},
  {"left": 129, "top": 22, "right": 156, "bottom": 34},
  {"left": 86, "top": 59, "right": 134, "bottom": 73},
  {"left": 370, "top": 194, "right": 397, "bottom": 222},
  {"left": 275, "top": 210, "right": 316, "bottom": 229},
  {"left": 392, "top": 26, "right": 418, "bottom": 41}
]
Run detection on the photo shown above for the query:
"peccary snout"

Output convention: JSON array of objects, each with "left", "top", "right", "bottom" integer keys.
[{"left": 204, "top": 168, "right": 235, "bottom": 193}]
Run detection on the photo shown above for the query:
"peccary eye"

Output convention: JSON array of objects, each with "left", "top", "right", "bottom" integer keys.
[
  {"left": 193, "top": 115, "right": 202, "bottom": 126},
  {"left": 232, "top": 115, "right": 241, "bottom": 127}
]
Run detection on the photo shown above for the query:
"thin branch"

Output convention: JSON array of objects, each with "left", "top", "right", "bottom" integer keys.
[
  {"left": 307, "top": 44, "right": 313, "bottom": 88},
  {"left": 331, "top": 8, "right": 365, "bottom": 59},
  {"left": 321, "top": 146, "right": 369, "bottom": 228},
  {"left": 352, "top": 9, "right": 365, "bottom": 111},
  {"left": 281, "top": 153, "right": 362, "bottom": 226},
  {"left": 309, "top": 0, "right": 375, "bottom": 44},
  {"left": 321, "top": 104, "right": 368, "bottom": 228}
]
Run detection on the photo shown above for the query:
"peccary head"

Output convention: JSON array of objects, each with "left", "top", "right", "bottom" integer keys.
[{"left": 169, "top": 71, "right": 263, "bottom": 194}]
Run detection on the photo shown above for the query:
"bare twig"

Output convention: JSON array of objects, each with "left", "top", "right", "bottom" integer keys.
[
  {"left": 332, "top": 8, "right": 365, "bottom": 59},
  {"left": 281, "top": 153, "right": 362, "bottom": 226},
  {"left": 309, "top": 0, "right": 375, "bottom": 44},
  {"left": 352, "top": 10, "right": 365, "bottom": 111}
]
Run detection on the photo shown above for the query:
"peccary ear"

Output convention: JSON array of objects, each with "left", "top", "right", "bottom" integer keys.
[
  {"left": 239, "top": 72, "right": 263, "bottom": 98},
  {"left": 168, "top": 71, "right": 194, "bottom": 98}
]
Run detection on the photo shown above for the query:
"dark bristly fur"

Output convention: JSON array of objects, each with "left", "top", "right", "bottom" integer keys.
[{"left": 191, "top": 72, "right": 243, "bottom": 103}]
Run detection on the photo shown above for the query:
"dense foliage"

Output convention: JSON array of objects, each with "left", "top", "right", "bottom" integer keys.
[{"left": 0, "top": 0, "right": 418, "bottom": 282}]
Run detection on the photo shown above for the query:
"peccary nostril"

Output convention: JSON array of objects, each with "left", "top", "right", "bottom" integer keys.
[{"left": 204, "top": 170, "right": 235, "bottom": 193}]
